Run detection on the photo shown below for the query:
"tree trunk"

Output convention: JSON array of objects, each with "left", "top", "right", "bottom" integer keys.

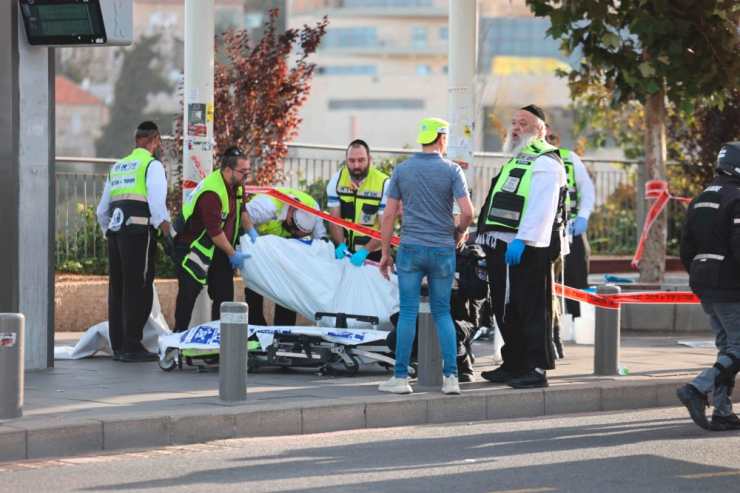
[{"left": 639, "top": 88, "right": 667, "bottom": 283}]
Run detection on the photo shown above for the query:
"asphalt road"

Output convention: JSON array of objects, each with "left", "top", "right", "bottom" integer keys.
[{"left": 1, "top": 408, "right": 739, "bottom": 493}]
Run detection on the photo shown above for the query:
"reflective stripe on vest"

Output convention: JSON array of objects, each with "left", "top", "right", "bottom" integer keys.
[
  {"left": 180, "top": 171, "right": 243, "bottom": 284},
  {"left": 107, "top": 149, "right": 154, "bottom": 234},
  {"left": 560, "top": 148, "right": 579, "bottom": 218},
  {"left": 255, "top": 188, "right": 317, "bottom": 237},
  {"left": 484, "top": 139, "right": 559, "bottom": 231},
  {"left": 336, "top": 167, "right": 388, "bottom": 251}
]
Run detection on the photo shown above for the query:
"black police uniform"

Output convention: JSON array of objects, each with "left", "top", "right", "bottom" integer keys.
[{"left": 677, "top": 142, "right": 740, "bottom": 431}]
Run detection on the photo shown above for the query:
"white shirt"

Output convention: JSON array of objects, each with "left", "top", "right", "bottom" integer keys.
[
  {"left": 246, "top": 194, "right": 328, "bottom": 240},
  {"left": 477, "top": 154, "right": 566, "bottom": 248},
  {"left": 96, "top": 153, "right": 169, "bottom": 235},
  {"left": 325, "top": 170, "right": 388, "bottom": 215},
  {"left": 570, "top": 152, "right": 595, "bottom": 219}
]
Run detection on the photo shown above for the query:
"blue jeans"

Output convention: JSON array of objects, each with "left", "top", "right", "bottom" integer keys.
[{"left": 393, "top": 243, "right": 458, "bottom": 379}]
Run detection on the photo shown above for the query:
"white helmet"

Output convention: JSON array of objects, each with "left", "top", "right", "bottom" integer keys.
[{"left": 291, "top": 208, "right": 317, "bottom": 234}]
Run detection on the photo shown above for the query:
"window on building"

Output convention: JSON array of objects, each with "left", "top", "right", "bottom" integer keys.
[
  {"left": 416, "top": 65, "right": 431, "bottom": 75},
  {"left": 329, "top": 99, "right": 425, "bottom": 110},
  {"left": 317, "top": 65, "right": 378, "bottom": 75},
  {"left": 440, "top": 27, "right": 449, "bottom": 40},
  {"left": 323, "top": 27, "right": 378, "bottom": 48},
  {"left": 411, "top": 27, "right": 427, "bottom": 47}
]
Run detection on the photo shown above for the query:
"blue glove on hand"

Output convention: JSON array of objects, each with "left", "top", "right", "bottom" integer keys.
[
  {"left": 350, "top": 248, "right": 370, "bottom": 266},
  {"left": 335, "top": 243, "right": 349, "bottom": 260},
  {"left": 228, "top": 252, "right": 251, "bottom": 269},
  {"left": 504, "top": 239, "right": 526, "bottom": 266},
  {"left": 573, "top": 217, "right": 588, "bottom": 236},
  {"left": 247, "top": 227, "right": 259, "bottom": 244}
]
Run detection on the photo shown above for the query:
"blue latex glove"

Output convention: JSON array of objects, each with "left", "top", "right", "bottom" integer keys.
[
  {"left": 228, "top": 252, "right": 251, "bottom": 269},
  {"left": 350, "top": 248, "right": 370, "bottom": 266},
  {"left": 504, "top": 239, "right": 526, "bottom": 266},
  {"left": 247, "top": 227, "right": 259, "bottom": 244},
  {"left": 335, "top": 243, "right": 349, "bottom": 260},
  {"left": 573, "top": 217, "right": 588, "bottom": 236}
]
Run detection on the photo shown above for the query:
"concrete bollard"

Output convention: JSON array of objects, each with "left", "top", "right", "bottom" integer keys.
[
  {"left": 0, "top": 314, "right": 25, "bottom": 419},
  {"left": 219, "top": 302, "right": 249, "bottom": 402},
  {"left": 417, "top": 293, "right": 443, "bottom": 388},
  {"left": 594, "top": 284, "right": 620, "bottom": 376}
]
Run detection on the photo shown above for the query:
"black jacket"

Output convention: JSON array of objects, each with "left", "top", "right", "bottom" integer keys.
[{"left": 680, "top": 173, "right": 740, "bottom": 302}]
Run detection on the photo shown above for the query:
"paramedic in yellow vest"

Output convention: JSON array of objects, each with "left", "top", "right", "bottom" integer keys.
[
  {"left": 545, "top": 125, "right": 595, "bottom": 324},
  {"left": 242, "top": 188, "right": 328, "bottom": 326},
  {"left": 96, "top": 121, "right": 171, "bottom": 362},
  {"left": 327, "top": 139, "right": 389, "bottom": 265},
  {"left": 172, "top": 147, "right": 252, "bottom": 332},
  {"left": 475, "top": 105, "right": 567, "bottom": 389}
]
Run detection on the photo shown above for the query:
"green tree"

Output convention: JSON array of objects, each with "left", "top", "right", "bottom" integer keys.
[
  {"left": 526, "top": 0, "right": 740, "bottom": 282},
  {"left": 95, "top": 35, "right": 170, "bottom": 159}
]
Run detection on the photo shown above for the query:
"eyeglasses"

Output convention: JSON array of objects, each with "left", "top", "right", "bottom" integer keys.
[{"left": 231, "top": 167, "right": 249, "bottom": 178}]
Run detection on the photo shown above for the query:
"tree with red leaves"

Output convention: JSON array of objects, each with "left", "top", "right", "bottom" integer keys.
[{"left": 213, "top": 9, "right": 328, "bottom": 186}]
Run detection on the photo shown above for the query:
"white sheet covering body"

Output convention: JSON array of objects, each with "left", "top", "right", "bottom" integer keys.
[
  {"left": 54, "top": 285, "right": 171, "bottom": 360},
  {"left": 239, "top": 235, "right": 399, "bottom": 330}
]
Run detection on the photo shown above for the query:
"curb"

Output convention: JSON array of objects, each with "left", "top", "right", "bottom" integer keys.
[{"left": 0, "top": 378, "right": 688, "bottom": 463}]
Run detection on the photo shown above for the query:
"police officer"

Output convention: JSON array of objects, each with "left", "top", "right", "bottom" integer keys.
[
  {"left": 327, "top": 139, "right": 389, "bottom": 265},
  {"left": 677, "top": 142, "right": 740, "bottom": 431},
  {"left": 171, "top": 146, "right": 252, "bottom": 332},
  {"left": 476, "top": 105, "right": 567, "bottom": 388},
  {"left": 545, "top": 124, "right": 595, "bottom": 358},
  {"left": 242, "top": 188, "right": 327, "bottom": 326},
  {"left": 96, "top": 121, "right": 171, "bottom": 362}
]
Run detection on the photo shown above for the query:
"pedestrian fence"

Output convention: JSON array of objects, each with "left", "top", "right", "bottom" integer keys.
[{"left": 54, "top": 144, "right": 689, "bottom": 271}]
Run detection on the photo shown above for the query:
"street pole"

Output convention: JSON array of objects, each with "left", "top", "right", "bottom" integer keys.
[
  {"left": 448, "top": 0, "right": 478, "bottom": 194},
  {"left": 184, "top": 0, "right": 216, "bottom": 328}
]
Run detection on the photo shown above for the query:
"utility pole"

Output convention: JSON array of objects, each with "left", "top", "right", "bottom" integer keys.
[
  {"left": 183, "top": 0, "right": 216, "bottom": 328},
  {"left": 447, "top": 0, "right": 478, "bottom": 191}
]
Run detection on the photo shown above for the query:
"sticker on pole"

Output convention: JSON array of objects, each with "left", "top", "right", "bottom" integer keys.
[{"left": 0, "top": 333, "right": 16, "bottom": 347}]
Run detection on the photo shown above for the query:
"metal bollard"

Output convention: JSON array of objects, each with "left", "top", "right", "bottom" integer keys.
[
  {"left": 594, "top": 284, "right": 620, "bottom": 376},
  {"left": 417, "top": 293, "right": 443, "bottom": 388},
  {"left": 0, "top": 314, "right": 25, "bottom": 419},
  {"left": 219, "top": 302, "right": 249, "bottom": 402}
]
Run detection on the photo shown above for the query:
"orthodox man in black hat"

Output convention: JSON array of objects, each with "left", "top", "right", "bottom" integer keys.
[{"left": 475, "top": 105, "right": 568, "bottom": 389}]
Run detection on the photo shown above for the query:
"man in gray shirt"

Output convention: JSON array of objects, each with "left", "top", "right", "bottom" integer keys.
[{"left": 378, "top": 117, "right": 474, "bottom": 395}]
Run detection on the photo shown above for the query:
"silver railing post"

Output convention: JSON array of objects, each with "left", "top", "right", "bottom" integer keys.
[
  {"left": 219, "top": 302, "right": 249, "bottom": 402},
  {"left": 417, "top": 293, "right": 443, "bottom": 388},
  {"left": 0, "top": 314, "right": 25, "bottom": 419}
]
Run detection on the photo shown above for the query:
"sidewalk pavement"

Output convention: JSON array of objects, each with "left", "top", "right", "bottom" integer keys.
[{"left": 0, "top": 331, "right": 719, "bottom": 463}]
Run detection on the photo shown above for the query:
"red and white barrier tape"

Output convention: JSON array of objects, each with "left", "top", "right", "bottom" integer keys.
[
  {"left": 243, "top": 186, "right": 400, "bottom": 246},
  {"left": 632, "top": 180, "right": 691, "bottom": 269}
]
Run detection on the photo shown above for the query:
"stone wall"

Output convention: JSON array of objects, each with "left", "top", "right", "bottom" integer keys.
[{"left": 55, "top": 277, "right": 311, "bottom": 331}]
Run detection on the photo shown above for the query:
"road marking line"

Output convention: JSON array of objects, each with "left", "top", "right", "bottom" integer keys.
[
  {"left": 679, "top": 471, "right": 740, "bottom": 479},
  {"left": 488, "top": 488, "right": 557, "bottom": 493}
]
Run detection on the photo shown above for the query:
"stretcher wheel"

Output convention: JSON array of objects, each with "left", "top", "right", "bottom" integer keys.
[
  {"left": 343, "top": 355, "right": 360, "bottom": 376},
  {"left": 408, "top": 362, "right": 419, "bottom": 379},
  {"left": 202, "top": 355, "right": 219, "bottom": 365},
  {"left": 159, "top": 349, "right": 178, "bottom": 372}
]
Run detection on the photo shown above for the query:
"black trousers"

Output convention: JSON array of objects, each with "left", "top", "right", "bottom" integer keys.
[
  {"left": 107, "top": 230, "right": 157, "bottom": 354},
  {"left": 484, "top": 238, "right": 556, "bottom": 372},
  {"left": 174, "top": 248, "right": 234, "bottom": 332},
  {"left": 564, "top": 233, "right": 590, "bottom": 318},
  {"left": 244, "top": 287, "right": 297, "bottom": 326}
]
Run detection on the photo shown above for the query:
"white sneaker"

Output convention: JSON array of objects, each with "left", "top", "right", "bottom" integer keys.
[
  {"left": 441, "top": 375, "right": 461, "bottom": 395},
  {"left": 379, "top": 376, "right": 413, "bottom": 394}
]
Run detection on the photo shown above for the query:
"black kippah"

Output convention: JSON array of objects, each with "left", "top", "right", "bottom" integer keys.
[
  {"left": 520, "top": 104, "right": 546, "bottom": 122},
  {"left": 137, "top": 121, "right": 159, "bottom": 132}
]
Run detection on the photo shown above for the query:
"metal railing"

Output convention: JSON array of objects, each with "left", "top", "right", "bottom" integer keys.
[{"left": 54, "top": 145, "right": 689, "bottom": 267}]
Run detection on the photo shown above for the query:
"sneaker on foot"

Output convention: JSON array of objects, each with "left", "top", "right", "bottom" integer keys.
[
  {"left": 379, "top": 376, "right": 413, "bottom": 394},
  {"left": 458, "top": 373, "right": 476, "bottom": 383},
  {"left": 710, "top": 413, "right": 740, "bottom": 431},
  {"left": 481, "top": 366, "right": 518, "bottom": 384},
  {"left": 506, "top": 367, "right": 548, "bottom": 389},
  {"left": 442, "top": 375, "right": 460, "bottom": 394},
  {"left": 676, "top": 384, "right": 710, "bottom": 430}
]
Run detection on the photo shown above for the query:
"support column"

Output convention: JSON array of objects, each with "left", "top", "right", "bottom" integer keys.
[
  {"left": 448, "top": 0, "right": 478, "bottom": 190},
  {"left": 184, "top": 0, "right": 216, "bottom": 328},
  {"left": 0, "top": 2, "right": 54, "bottom": 370}
]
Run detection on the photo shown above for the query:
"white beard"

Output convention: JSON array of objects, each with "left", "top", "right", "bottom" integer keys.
[{"left": 503, "top": 129, "right": 539, "bottom": 156}]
